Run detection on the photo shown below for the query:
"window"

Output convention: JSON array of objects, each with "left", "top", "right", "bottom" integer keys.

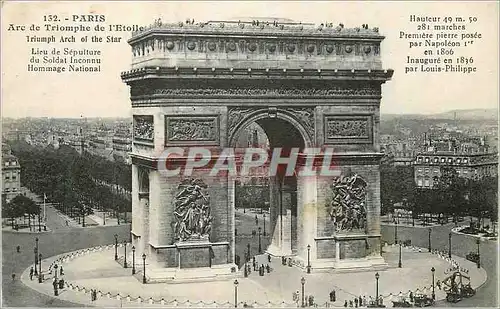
[
  {"left": 4, "top": 188, "right": 9, "bottom": 192},
  {"left": 417, "top": 179, "right": 423, "bottom": 186},
  {"left": 425, "top": 168, "right": 430, "bottom": 173},
  {"left": 12, "top": 175, "right": 16, "bottom": 180},
  {"left": 456, "top": 158, "right": 461, "bottom": 163},
  {"left": 441, "top": 158, "right": 445, "bottom": 163},
  {"left": 463, "top": 170, "right": 468, "bottom": 174},
  {"left": 424, "top": 179, "right": 430, "bottom": 187},
  {"left": 418, "top": 157, "right": 423, "bottom": 162},
  {"left": 434, "top": 157, "right": 439, "bottom": 163},
  {"left": 434, "top": 169, "right": 439, "bottom": 173},
  {"left": 12, "top": 188, "right": 17, "bottom": 191},
  {"left": 425, "top": 157, "right": 430, "bottom": 163},
  {"left": 418, "top": 168, "right": 423, "bottom": 173},
  {"left": 4, "top": 162, "right": 8, "bottom": 166},
  {"left": 448, "top": 158, "right": 452, "bottom": 163},
  {"left": 463, "top": 158, "right": 468, "bottom": 163}
]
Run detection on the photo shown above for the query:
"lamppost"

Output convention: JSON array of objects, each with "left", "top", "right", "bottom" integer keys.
[
  {"left": 142, "top": 254, "right": 146, "bottom": 284},
  {"left": 34, "top": 237, "right": 39, "bottom": 276},
  {"left": 375, "top": 272, "right": 380, "bottom": 305},
  {"left": 132, "top": 246, "right": 136, "bottom": 275},
  {"left": 394, "top": 220, "right": 398, "bottom": 244},
  {"left": 431, "top": 267, "right": 436, "bottom": 300},
  {"left": 234, "top": 279, "right": 239, "bottom": 308},
  {"left": 54, "top": 264, "right": 59, "bottom": 296},
  {"left": 38, "top": 209, "right": 42, "bottom": 232},
  {"left": 258, "top": 227, "right": 262, "bottom": 253},
  {"left": 448, "top": 232, "right": 452, "bottom": 258},
  {"left": 263, "top": 213, "right": 266, "bottom": 236},
  {"left": 301, "top": 277, "right": 306, "bottom": 307},
  {"left": 476, "top": 238, "right": 481, "bottom": 269},
  {"left": 428, "top": 228, "right": 432, "bottom": 252},
  {"left": 123, "top": 241, "right": 128, "bottom": 268},
  {"left": 103, "top": 211, "right": 106, "bottom": 225},
  {"left": 114, "top": 234, "right": 118, "bottom": 260},
  {"left": 307, "top": 245, "right": 311, "bottom": 274},
  {"left": 398, "top": 243, "right": 402, "bottom": 268},
  {"left": 38, "top": 253, "right": 42, "bottom": 283}
]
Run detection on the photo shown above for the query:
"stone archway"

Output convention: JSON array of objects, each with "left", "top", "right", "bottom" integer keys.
[
  {"left": 122, "top": 18, "right": 393, "bottom": 280},
  {"left": 229, "top": 111, "right": 310, "bottom": 262}
]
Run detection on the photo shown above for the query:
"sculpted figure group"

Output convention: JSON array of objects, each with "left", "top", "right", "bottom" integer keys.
[
  {"left": 173, "top": 179, "right": 212, "bottom": 241},
  {"left": 329, "top": 174, "right": 367, "bottom": 232}
]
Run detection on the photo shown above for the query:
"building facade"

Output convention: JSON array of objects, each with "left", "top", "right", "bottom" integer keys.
[
  {"left": 414, "top": 150, "right": 498, "bottom": 188},
  {"left": 2, "top": 145, "right": 21, "bottom": 203}
]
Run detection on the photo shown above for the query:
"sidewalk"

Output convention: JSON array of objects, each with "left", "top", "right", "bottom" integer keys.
[{"left": 21, "top": 243, "right": 487, "bottom": 308}]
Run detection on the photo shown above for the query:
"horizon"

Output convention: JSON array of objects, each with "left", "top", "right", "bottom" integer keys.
[{"left": 2, "top": 107, "right": 498, "bottom": 120}]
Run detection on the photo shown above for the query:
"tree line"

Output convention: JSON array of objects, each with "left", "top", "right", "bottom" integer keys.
[
  {"left": 380, "top": 165, "right": 498, "bottom": 227},
  {"left": 7, "top": 141, "right": 131, "bottom": 220}
]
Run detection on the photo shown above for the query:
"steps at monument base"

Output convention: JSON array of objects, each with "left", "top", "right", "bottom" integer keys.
[
  {"left": 312, "top": 257, "right": 389, "bottom": 273},
  {"left": 145, "top": 264, "right": 239, "bottom": 284}
]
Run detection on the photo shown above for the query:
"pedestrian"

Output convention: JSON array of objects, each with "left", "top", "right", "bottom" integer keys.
[
  {"left": 255, "top": 215, "right": 258, "bottom": 225},
  {"left": 344, "top": 300, "right": 348, "bottom": 307},
  {"left": 16, "top": 245, "right": 20, "bottom": 253},
  {"left": 362, "top": 296, "right": 366, "bottom": 307},
  {"left": 12, "top": 273, "right": 15, "bottom": 281},
  {"left": 349, "top": 300, "right": 353, "bottom": 307},
  {"left": 66, "top": 220, "right": 68, "bottom": 226},
  {"left": 358, "top": 296, "right": 362, "bottom": 307},
  {"left": 266, "top": 264, "right": 270, "bottom": 273},
  {"left": 60, "top": 267, "right": 64, "bottom": 276},
  {"left": 30, "top": 267, "right": 34, "bottom": 280},
  {"left": 268, "top": 254, "right": 271, "bottom": 263},
  {"left": 354, "top": 297, "right": 358, "bottom": 307},
  {"left": 409, "top": 291, "right": 414, "bottom": 302}
]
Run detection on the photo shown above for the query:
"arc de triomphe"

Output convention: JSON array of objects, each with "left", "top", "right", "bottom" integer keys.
[{"left": 121, "top": 18, "right": 393, "bottom": 281}]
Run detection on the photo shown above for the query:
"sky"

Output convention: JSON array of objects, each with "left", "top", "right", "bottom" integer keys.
[{"left": 1, "top": 1, "right": 499, "bottom": 118}]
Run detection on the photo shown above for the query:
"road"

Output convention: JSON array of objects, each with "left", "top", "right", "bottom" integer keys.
[
  {"left": 381, "top": 224, "right": 498, "bottom": 307},
  {"left": 2, "top": 206, "right": 131, "bottom": 307}
]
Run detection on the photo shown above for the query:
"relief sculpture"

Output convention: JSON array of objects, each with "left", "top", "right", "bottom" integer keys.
[
  {"left": 133, "top": 116, "right": 154, "bottom": 140},
  {"left": 227, "top": 108, "right": 258, "bottom": 140},
  {"left": 168, "top": 118, "right": 217, "bottom": 141},
  {"left": 327, "top": 120, "right": 368, "bottom": 138},
  {"left": 153, "top": 86, "right": 380, "bottom": 97},
  {"left": 329, "top": 174, "right": 367, "bottom": 232},
  {"left": 286, "top": 108, "right": 315, "bottom": 140},
  {"left": 173, "top": 179, "right": 212, "bottom": 242}
]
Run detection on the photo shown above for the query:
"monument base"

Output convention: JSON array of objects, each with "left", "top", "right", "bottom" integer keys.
[
  {"left": 266, "top": 244, "right": 292, "bottom": 257},
  {"left": 307, "top": 256, "right": 388, "bottom": 273},
  {"left": 144, "top": 263, "right": 239, "bottom": 284}
]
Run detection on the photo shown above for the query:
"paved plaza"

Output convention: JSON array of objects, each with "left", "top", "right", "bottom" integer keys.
[{"left": 21, "top": 242, "right": 486, "bottom": 308}]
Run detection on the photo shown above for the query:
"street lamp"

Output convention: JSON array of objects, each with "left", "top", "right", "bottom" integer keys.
[
  {"left": 476, "top": 238, "right": 481, "bottom": 269},
  {"left": 428, "top": 228, "right": 432, "bottom": 252},
  {"left": 398, "top": 243, "right": 402, "bottom": 268},
  {"left": 306, "top": 245, "right": 311, "bottom": 274},
  {"left": 234, "top": 279, "right": 239, "bottom": 308},
  {"left": 114, "top": 234, "right": 118, "bottom": 260},
  {"left": 448, "top": 232, "right": 452, "bottom": 258},
  {"left": 263, "top": 213, "right": 266, "bottom": 236},
  {"left": 53, "top": 264, "right": 59, "bottom": 296},
  {"left": 300, "top": 277, "right": 307, "bottom": 307},
  {"left": 375, "top": 272, "right": 380, "bottom": 305},
  {"left": 431, "top": 267, "right": 435, "bottom": 300},
  {"left": 132, "top": 246, "right": 136, "bottom": 275},
  {"left": 394, "top": 220, "right": 398, "bottom": 244},
  {"left": 123, "top": 241, "right": 128, "bottom": 268},
  {"left": 258, "top": 227, "right": 262, "bottom": 253},
  {"left": 142, "top": 253, "right": 146, "bottom": 284},
  {"left": 38, "top": 253, "right": 43, "bottom": 283},
  {"left": 247, "top": 243, "right": 251, "bottom": 262},
  {"left": 34, "top": 238, "right": 39, "bottom": 276}
]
